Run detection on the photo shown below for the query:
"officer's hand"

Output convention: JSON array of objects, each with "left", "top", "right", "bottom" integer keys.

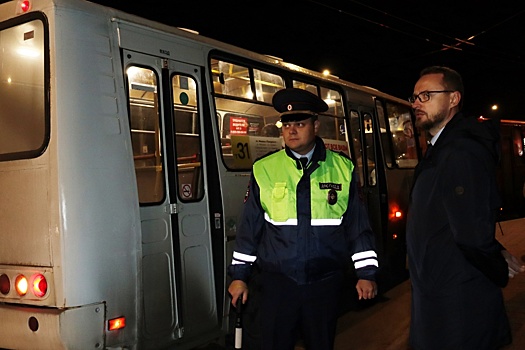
[
  {"left": 501, "top": 250, "right": 525, "bottom": 278},
  {"left": 228, "top": 280, "right": 248, "bottom": 307},
  {"left": 356, "top": 279, "right": 378, "bottom": 300}
]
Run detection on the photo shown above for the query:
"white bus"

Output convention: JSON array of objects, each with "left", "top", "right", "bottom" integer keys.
[{"left": 0, "top": 0, "right": 421, "bottom": 349}]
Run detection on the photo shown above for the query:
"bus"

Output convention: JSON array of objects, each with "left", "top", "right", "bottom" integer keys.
[
  {"left": 492, "top": 119, "right": 525, "bottom": 221},
  {"left": 0, "top": 0, "right": 422, "bottom": 349}
]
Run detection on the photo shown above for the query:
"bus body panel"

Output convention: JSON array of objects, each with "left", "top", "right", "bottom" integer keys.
[
  {"left": 54, "top": 1, "right": 140, "bottom": 309},
  {"left": 0, "top": 158, "right": 54, "bottom": 267},
  {"left": 0, "top": 302, "right": 105, "bottom": 350}
]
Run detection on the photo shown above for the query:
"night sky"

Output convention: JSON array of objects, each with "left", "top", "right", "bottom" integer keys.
[{"left": 92, "top": 0, "right": 525, "bottom": 121}]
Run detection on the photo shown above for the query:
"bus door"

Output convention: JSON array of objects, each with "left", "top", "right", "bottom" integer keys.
[
  {"left": 349, "top": 107, "right": 386, "bottom": 265},
  {"left": 124, "top": 51, "right": 220, "bottom": 347},
  {"left": 375, "top": 99, "right": 418, "bottom": 287}
]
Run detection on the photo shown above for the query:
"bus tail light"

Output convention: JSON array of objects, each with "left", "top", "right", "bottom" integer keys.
[
  {"left": 108, "top": 316, "right": 126, "bottom": 331},
  {"left": 32, "top": 274, "right": 48, "bottom": 297},
  {"left": 0, "top": 274, "right": 10, "bottom": 295},
  {"left": 18, "top": 0, "right": 31, "bottom": 13},
  {"left": 15, "top": 275, "right": 28, "bottom": 296},
  {"left": 389, "top": 205, "right": 403, "bottom": 221}
]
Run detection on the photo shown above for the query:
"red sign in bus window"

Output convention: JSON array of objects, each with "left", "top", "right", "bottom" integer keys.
[{"left": 230, "top": 117, "right": 248, "bottom": 135}]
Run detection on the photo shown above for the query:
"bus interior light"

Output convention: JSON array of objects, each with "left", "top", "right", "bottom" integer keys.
[{"left": 108, "top": 317, "right": 126, "bottom": 331}]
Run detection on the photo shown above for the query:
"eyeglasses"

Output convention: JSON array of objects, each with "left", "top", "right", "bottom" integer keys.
[{"left": 408, "top": 90, "right": 453, "bottom": 103}]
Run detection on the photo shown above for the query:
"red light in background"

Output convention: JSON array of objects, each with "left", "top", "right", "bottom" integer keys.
[
  {"left": 0, "top": 274, "right": 10, "bottom": 295},
  {"left": 19, "top": 0, "right": 31, "bottom": 13},
  {"left": 392, "top": 233, "right": 398, "bottom": 240},
  {"left": 32, "top": 274, "right": 47, "bottom": 298},
  {"left": 389, "top": 204, "right": 403, "bottom": 221},
  {"left": 15, "top": 275, "right": 28, "bottom": 296},
  {"left": 108, "top": 317, "right": 126, "bottom": 331}
]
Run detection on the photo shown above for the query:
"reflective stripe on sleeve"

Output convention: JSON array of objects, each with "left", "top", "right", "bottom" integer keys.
[
  {"left": 232, "top": 251, "right": 257, "bottom": 265},
  {"left": 352, "top": 250, "right": 379, "bottom": 268},
  {"left": 354, "top": 258, "right": 379, "bottom": 269},
  {"left": 352, "top": 250, "right": 378, "bottom": 261}
]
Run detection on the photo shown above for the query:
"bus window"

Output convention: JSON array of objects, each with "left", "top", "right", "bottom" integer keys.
[
  {"left": 172, "top": 75, "right": 203, "bottom": 201},
  {"left": 318, "top": 88, "right": 346, "bottom": 147},
  {"left": 212, "top": 60, "right": 250, "bottom": 99},
  {"left": 318, "top": 114, "right": 350, "bottom": 156},
  {"left": 376, "top": 100, "right": 394, "bottom": 167},
  {"left": 386, "top": 103, "right": 418, "bottom": 168},
  {"left": 293, "top": 81, "right": 318, "bottom": 96},
  {"left": 211, "top": 59, "right": 285, "bottom": 103},
  {"left": 292, "top": 82, "right": 348, "bottom": 149},
  {"left": 0, "top": 19, "right": 47, "bottom": 161},
  {"left": 211, "top": 58, "right": 284, "bottom": 170},
  {"left": 320, "top": 86, "right": 345, "bottom": 118},
  {"left": 127, "top": 66, "right": 165, "bottom": 204},
  {"left": 292, "top": 84, "right": 344, "bottom": 120},
  {"left": 253, "top": 68, "right": 284, "bottom": 103}
]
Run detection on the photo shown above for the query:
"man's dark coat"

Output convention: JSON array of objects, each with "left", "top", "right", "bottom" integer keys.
[{"left": 407, "top": 113, "right": 511, "bottom": 349}]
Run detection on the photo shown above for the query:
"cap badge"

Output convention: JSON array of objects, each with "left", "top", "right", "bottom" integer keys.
[{"left": 287, "top": 104, "right": 293, "bottom": 111}]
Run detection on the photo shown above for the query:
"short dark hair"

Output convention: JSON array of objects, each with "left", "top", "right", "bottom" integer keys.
[{"left": 420, "top": 66, "right": 464, "bottom": 109}]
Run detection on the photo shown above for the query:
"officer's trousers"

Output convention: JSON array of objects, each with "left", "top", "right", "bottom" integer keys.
[{"left": 258, "top": 270, "right": 344, "bottom": 350}]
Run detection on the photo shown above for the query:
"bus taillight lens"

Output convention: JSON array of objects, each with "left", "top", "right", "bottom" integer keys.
[
  {"left": 32, "top": 274, "right": 47, "bottom": 298},
  {"left": 108, "top": 316, "right": 126, "bottom": 331},
  {"left": 15, "top": 275, "right": 28, "bottom": 296},
  {"left": 0, "top": 274, "right": 10, "bottom": 295},
  {"left": 389, "top": 205, "right": 403, "bottom": 221}
]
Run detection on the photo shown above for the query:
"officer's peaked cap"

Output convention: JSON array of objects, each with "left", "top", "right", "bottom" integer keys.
[{"left": 272, "top": 88, "right": 328, "bottom": 122}]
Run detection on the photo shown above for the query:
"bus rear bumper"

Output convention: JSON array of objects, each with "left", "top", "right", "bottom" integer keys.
[{"left": 0, "top": 302, "right": 105, "bottom": 350}]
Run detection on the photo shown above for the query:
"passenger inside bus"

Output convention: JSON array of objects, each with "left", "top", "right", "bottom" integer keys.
[{"left": 260, "top": 123, "right": 280, "bottom": 137}]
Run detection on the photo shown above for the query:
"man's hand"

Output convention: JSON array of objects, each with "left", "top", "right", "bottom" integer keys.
[
  {"left": 501, "top": 250, "right": 525, "bottom": 278},
  {"left": 356, "top": 279, "right": 378, "bottom": 300},
  {"left": 228, "top": 280, "right": 249, "bottom": 306}
]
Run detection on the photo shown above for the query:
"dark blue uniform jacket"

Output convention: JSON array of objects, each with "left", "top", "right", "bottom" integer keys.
[{"left": 228, "top": 137, "right": 378, "bottom": 285}]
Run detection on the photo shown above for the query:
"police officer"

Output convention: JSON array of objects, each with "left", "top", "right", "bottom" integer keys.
[{"left": 227, "top": 88, "right": 379, "bottom": 350}]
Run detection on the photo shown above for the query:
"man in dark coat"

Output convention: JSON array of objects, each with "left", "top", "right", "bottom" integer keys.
[{"left": 406, "top": 66, "right": 519, "bottom": 349}]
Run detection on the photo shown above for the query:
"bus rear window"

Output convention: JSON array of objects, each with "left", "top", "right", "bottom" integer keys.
[{"left": 0, "top": 19, "right": 47, "bottom": 161}]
